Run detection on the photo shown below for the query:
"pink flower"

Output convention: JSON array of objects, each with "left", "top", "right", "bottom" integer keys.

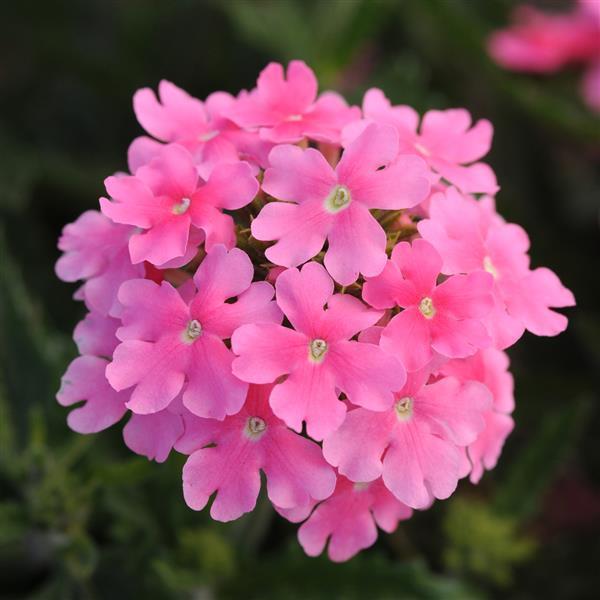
[
  {"left": 226, "top": 60, "right": 360, "bottom": 144},
  {"left": 440, "top": 349, "right": 515, "bottom": 483},
  {"left": 252, "top": 124, "right": 430, "bottom": 285},
  {"left": 418, "top": 187, "right": 575, "bottom": 346},
  {"left": 55, "top": 210, "right": 144, "bottom": 316},
  {"left": 323, "top": 370, "right": 491, "bottom": 508},
  {"left": 297, "top": 476, "right": 412, "bottom": 562},
  {"left": 488, "top": 3, "right": 600, "bottom": 73},
  {"left": 363, "top": 239, "right": 494, "bottom": 372},
  {"left": 180, "top": 385, "right": 336, "bottom": 522},
  {"left": 100, "top": 143, "right": 258, "bottom": 265},
  {"left": 57, "top": 356, "right": 128, "bottom": 434},
  {"left": 344, "top": 90, "right": 497, "bottom": 194},
  {"left": 232, "top": 262, "right": 406, "bottom": 440},
  {"left": 106, "top": 245, "right": 282, "bottom": 419},
  {"left": 130, "top": 80, "right": 272, "bottom": 175}
]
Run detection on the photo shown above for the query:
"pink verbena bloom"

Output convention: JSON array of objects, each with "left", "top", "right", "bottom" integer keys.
[
  {"left": 73, "top": 310, "right": 120, "bottom": 358},
  {"left": 232, "top": 261, "right": 406, "bottom": 440},
  {"left": 297, "top": 475, "right": 412, "bottom": 562},
  {"left": 100, "top": 143, "right": 258, "bottom": 265},
  {"left": 253, "top": 124, "right": 430, "bottom": 285},
  {"left": 440, "top": 349, "right": 515, "bottom": 483},
  {"left": 323, "top": 369, "right": 491, "bottom": 508},
  {"left": 55, "top": 210, "right": 144, "bottom": 316},
  {"left": 179, "top": 384, "right": 336, "bottom": 522},
  {"left": 130, "top": 80, "right": 272, "bottom": 175},
  {"left": 363, "top": 239, "right": 494, "bottom": 372},
  {"left": 226, "top": 60, "right": 360, "bottom": 145},
  {"left": 488, "top": 2, "right": 600, "bottom": 73},
  {"left": 106, "top": 245, "right": 282, "bottom": 419},
  {"left": 418, "top": 187, "right": 575, "bottom": 347},
  {"left": 343, "top": 90, "right": 498, "bottom": 194}
]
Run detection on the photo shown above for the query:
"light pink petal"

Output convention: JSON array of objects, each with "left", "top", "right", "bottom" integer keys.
[
  {"left": 329, "top": 340, "right": 406, "bottom": 410},
  {"left": 468, "top": 412, "right": 514, "bottom": 483},
  {"left": 81, "top": 247, "right": 144, "bottom": 317},
  {"left": 133, "top": 80, "right": 208, "bottom": 142},
  {"left": 107, "top": 337, "right": 188, "bottom": 414},
  {"left": 320, "top": 294, "right": 383, "bottom": 342},
  {"left": 201, "top": 281, "right": 281, "bottom": 339},
  {"left": 371, "top": 480, "right": 413, "bottom": 532},
  {"left": 391, "top": 239, "right": 442, "bottom": 297},
  {"left": 301, "top": 92, "right": 361, "bottom": 144},
  {"left": 269, "top": 363, "right": 344, "bottom": 441},
  {"left": 73, "top": 311, "right": 120, "bottom": 357},
  {"left": 191, "top": 245, "right": 253, "bottom": 314},
  {"left": 252, "top": 199, "right": 332, "bottom": 268},
  {"left": 363, "top": 259, "right": 420, "bottom": 310},
  {"left": 128, "top": 215, "right": 191, "bottom": 265},
  {"left": 417, "top": 377, "right": 491, "bottom": 446},
  {"left": 430, "top": 159, "right": 499, "bottom": 195},
  {"left": 127, "top": 136, "right": 164, "bottom": 174},
  {"left": 192, "top": 161, "right": 258, "bottom": 211},
  {"left": 504, "top": 267, "right": 575, "bottom": 336},
  {"left": 174, "top": 409, "right": 224, "bottom": 454},
  {"left": 380, "top": 308, "right": 432, "bottom": 372},
  {"left": 101, "top": 175, "right": 170, "bottom": 228},
  {"left": 263, "top": 427, "right": 336, "bottom": 508},
  {"left": 57, "top": 356, "right": 127, "bottom": 433},
  {"left": 349, "top": 154, "right": 430, "bottom": 210},
  {"left": 297, "top": 479, "right": 379, "bottom": 562},
  {"left": 483, "top": 293, "right": 525, "bottom": 350},
  {"left": 274, "top": 262, "right": 333, "bottom": 336},
  {"left": 433, "top": 271, "right": 494, "bottom": 319},
  {"left": 188, "top": 202, "right": 236, "bottom": 250},
  {"left": 55, "top": 211, "right": 129, "bottom": 282},
  {"left": 324, "top": 203, "right": 387, "bottom": 285},
  {"left": 323, "top": 408, "right": 394, "bottom": 482},
  {"left": 136, "top": 143, "right": 198, "bottom": 199},
  {"left": 183, "top": 441, "right": 262, "bottom": 522},
  {"left": 430, "top": 314, "right": 491, "bottom": 359},
  {"left": 336, "top": 124, "right": 399, "bottom": 187},
  {"left": 184, "top": 334, "right": 248, "bottom": 420},
  {"left": 117, "top": 279, "right": 189, "bottom": 342},
  {"left": 262, "top": 144, "right": 336, "bottom": 204},
  {"left": 123, "top": 410, "right": 184, "bottom": 462},
  {"left": 383, "top": 421, "right": 461, "bottom": 508},
  {"left": 231, "top": 323, "right": 307, "bottom": 384}
]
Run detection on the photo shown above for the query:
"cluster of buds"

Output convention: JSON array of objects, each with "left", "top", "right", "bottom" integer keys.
[{"left": 56, "top": 61, "right": 574, "bottom": 561}]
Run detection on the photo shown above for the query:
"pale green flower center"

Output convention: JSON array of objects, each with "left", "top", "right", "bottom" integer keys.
[
  {"left": 182, "top": 319, "right": 202, "bottom": 343},
  {"left": 414, "top": 142, "right": 431, "bottom": 157},
  {"left": 172, "top": 197, "right": 191, "bottom": 215},
  {"left": 198, "top": 130, "right": 219, "bottom": 142},
  {"left": 419, "top": 297, "right": 436, "bottom": 319},
  {"left": 483, "top": 255, "right": 498, "bottom": 279},
  {"left": 324, "top": 185, "right": 351, "bottom": 213},
  {"left": 394, "top": 397, "right": 413, "bottom": 421},
  {"left": 245, "top": 416, "right": 267, "bottom": 439},
  {"left": 309, "top": 338, "right": 328, "bottom": 362}
]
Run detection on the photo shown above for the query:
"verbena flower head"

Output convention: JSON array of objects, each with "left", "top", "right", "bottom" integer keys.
[
  {"left": 487, "top": 1, "right": 600, "bottom": 112},
  {"left": 55, "top": 60, "right": 575, "bottom": 561}
]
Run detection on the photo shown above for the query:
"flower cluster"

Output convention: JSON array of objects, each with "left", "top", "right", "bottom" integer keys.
[
  {"left": 488, "top": 0, "right": 600, "bottom": 112},
  {"left": 56, "top": 60, "right": 574, "bottom": 561}
]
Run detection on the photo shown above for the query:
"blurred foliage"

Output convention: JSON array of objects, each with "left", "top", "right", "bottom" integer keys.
[{"left": 1, "top": 0, "right": 599, "bottom": 598}]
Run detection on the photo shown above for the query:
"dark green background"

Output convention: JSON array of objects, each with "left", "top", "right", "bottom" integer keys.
[{"left": 1, "top": 1, "right": 598, "bottom": 598}]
